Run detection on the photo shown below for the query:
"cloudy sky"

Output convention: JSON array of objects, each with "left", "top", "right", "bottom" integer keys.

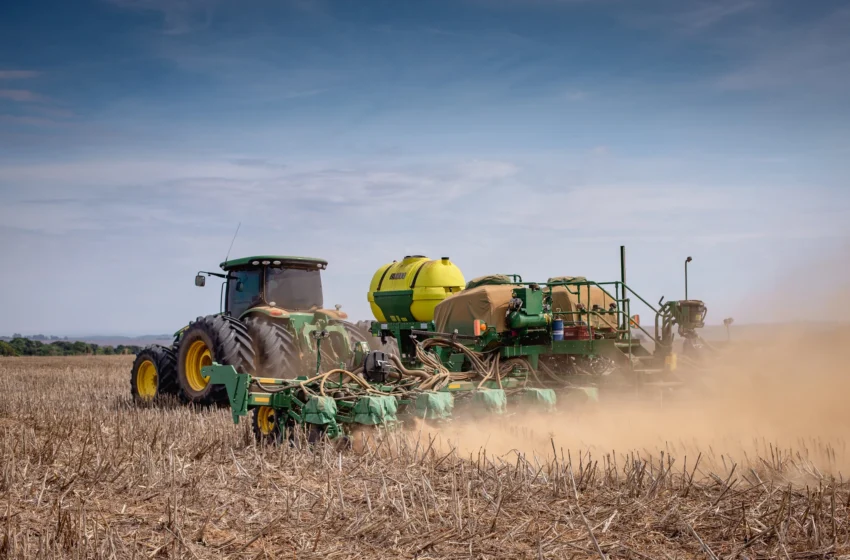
[{"left": 1, "top": 0, "right": 848, "bottom": 335}]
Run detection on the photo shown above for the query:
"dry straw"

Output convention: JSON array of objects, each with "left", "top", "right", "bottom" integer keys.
[{"left": 1, "top": 356, "right": 848, "bottom": 559}]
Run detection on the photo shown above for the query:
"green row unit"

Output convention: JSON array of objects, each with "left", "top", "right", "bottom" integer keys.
[{"left": 203, "top": 363, "right": 572, "bottom": 441}]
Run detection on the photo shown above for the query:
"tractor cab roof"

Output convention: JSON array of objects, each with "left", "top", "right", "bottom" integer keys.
[{"left": 219, "top": 255, "right": 328, "bottom": 271}]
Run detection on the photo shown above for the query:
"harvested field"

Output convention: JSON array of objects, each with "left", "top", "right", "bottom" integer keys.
[{"left": 1, "top": 352, "right": 849, "bottom": 559}]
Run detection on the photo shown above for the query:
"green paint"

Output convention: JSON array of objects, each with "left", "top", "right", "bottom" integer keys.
[
  {"left": 303, "top": 396, "right": 338, "bottom": 425},
  {"left": 371, "top": 289, "right": 417, "bottom": 322},
  {"left": 471, "top": 389, "right": 507, "bottom": 415},
  {"left": 204, "top": 363, "right": 249, "bottom": 424},
  {"left": 220, "top": 255, "right": 327, "bottom": 271},
  {"left": 352, "top": 395, "right": 398, "bottom": 425},
  {"left": 413, "top": 391, "right": 454, "bottom": 419},
  {"left": 519, "top": 388, "right": 557, "bottom": 412}
]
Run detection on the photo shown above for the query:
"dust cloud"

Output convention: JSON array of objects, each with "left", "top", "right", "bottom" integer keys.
[{"left": 416, "top": 256, "right": 850, "bottom": 477}]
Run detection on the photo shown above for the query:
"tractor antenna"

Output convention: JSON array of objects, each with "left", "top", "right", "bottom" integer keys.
[{"left": 224, "top": 222, "right": 241, "bottom": 264}]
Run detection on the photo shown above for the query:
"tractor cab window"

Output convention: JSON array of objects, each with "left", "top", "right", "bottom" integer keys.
[
  {"left": 265, "top": 266, "right": 323, "bottom": 311},
  {"left": 227, "top": 269, "right": 262, "bottom": 317}
]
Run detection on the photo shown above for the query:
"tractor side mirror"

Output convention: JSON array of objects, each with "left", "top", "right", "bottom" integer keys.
[{"left": 195, "top": 274, "right": 206, "bottom": 287}]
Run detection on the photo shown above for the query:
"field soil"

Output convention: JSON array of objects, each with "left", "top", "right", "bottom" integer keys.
[{"left": 1, "top": 348, "right": 849, "bottom": 559}]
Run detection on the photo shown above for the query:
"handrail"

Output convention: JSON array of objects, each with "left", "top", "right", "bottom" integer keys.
[
  {"left": 551, "top": 309, "right": 619, "bottom": 330},
  {"left": 552, "top": 307, "right": 663, "bottom": 346},
  {"left": 546, "top": 279, "right": 657, "bottom": 314},
  {"left": 488, "top": 278, "right": 670, "bottom": 349},
  {"left": 544, "top": 279, "right": 667, "bottom": 348},
  {"left": 594, "top": 281, "right": 660, "bottom": 315}
]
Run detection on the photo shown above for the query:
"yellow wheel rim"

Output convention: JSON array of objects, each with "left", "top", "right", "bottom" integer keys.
[
  {"left": 256, "top": 406, "right": 277, "bottom": 435},
  {"left": 136, "top": 359, "right": 158, "bottom": 400},
  {"left": 185, "top": 339, "right": 213, "bottom": 392}
]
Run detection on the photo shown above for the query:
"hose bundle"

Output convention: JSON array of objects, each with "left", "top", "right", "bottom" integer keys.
[{"left": 252, "top": 334, "right": 520, "bottom": 400}]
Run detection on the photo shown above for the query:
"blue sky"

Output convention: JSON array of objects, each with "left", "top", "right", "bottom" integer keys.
[{"left": 1, "top": 0, "right": 848, "bottom": 335}]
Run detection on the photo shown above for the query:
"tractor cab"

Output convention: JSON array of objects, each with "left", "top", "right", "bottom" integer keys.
[{"left": 196, "top": 256, "right": 328, "bottom": 318}]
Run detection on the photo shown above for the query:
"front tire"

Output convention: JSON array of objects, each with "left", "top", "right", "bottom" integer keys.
[
  {"left": 176, "top": 315, "right": 255, "bottom": 404},
  {"left": 130, "top": 345, "right": 178, "bottom": 402}
]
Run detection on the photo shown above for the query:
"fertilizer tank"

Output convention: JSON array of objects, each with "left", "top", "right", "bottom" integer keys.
[{"left": 368, "top": 256, "right": 465, "bottom": 322}]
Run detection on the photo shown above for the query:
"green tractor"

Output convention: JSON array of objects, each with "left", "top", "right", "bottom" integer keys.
[
  {"left": 130, "top": 256, "right": 371, "bottom": 405},
  {"left": 128, "top": 248, "right": 720, "bottom": 447},
  {"left": 143, "top": 248, "right": 721, "bottom": 447}
]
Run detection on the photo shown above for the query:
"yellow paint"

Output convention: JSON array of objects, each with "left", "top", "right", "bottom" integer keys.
[
  {"left": 256, "top": 406, "right": 276, "bottom": 435},
  {"left": 448, "top": 383, "right": 461, "bottom": 389},
  {"left": 184, "top": 339, "right": 212, "bottom": 391},
  {"left": 367, "top": 256, "right": 465, "bottom": 322},
  {"left": 254, "top": 396, "right": 270, "bottom": 404},
  {"left": 136, "top": 359, "right": 157, "bottom": 400},
  {"left": 255, "top": 377, "right": 281, "bottom": 384},
  {"left": 665, "top": 353, "right": 678, "bottom": 371}
]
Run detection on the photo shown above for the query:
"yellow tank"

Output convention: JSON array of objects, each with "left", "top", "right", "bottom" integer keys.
[{"left": 368, "top": 256, "right": 465, "bottom": 322}]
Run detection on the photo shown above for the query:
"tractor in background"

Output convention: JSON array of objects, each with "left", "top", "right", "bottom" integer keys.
[{"left": 130, "top": 256, "right": 371, "bottom": 405}]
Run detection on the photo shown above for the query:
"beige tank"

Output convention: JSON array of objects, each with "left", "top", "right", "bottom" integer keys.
[{"left": 433, "top": 284, "right": 516, "bottom": 335}]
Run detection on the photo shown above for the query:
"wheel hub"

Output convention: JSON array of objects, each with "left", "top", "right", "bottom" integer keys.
[
  {"left": 136, "top": 359, "right": 158, "bottom": 400},
  {"left": 185, "top": 340, "right": 213, "bottom": 391}
]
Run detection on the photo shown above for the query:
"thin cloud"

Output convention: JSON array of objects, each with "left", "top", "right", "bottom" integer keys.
[
  {"left": 0, "top": 70, "right": 40, "bottom": 80},
  {"left": 5, "top": 156, "right": 840, "bottom": 245},
  {"left": 0, "top": 157, "right": 522, "bottom": 235},
  {"left": 105, "top": 0, "right": 219, "bottom": 34},
  {"left": 0, "top": 89, "right": 49, "bottom": 102},
  {"left": 229, "top": 157, "right": 288, "bottom": 170},
  {"left": 27, "top": 105, "right": 76, "bottom": 119},
  {"left": 0, "top": 114, "right": 66, "bottom": 127},
  {"left": 281, "top": 88, "right": 330, "bottom": 99},
  {"left": 676, "top": 0, "right": 757, "bottom": 29},
  {"left": 714, "top": 7, "right": 850, "bottom": 93},
  {"left": 620, "top": 0, "right": 759, "bottom": 34}
]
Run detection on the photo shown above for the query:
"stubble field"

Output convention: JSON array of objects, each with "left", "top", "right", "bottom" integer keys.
[{"left": 1, "top": 339, "right": 849, "bottom": 559}]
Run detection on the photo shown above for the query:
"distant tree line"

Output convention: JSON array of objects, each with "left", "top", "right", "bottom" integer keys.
[{"left": 0, "top": 337, "right": 143, "bottom": 357}]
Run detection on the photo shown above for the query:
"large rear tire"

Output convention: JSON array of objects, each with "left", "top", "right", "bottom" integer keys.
[
  {"left": 176, "top": 315, "right": 255, "bottom": 404},
  {"left": 130, "top": 345, "right": 178, "bottom": 402},
  {"left": 244, "top": 316, "right": 302, "bottom": 379}
]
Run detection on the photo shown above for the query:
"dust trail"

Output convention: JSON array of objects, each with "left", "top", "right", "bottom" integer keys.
[{"left": 423, "top": 285, "right": 850, "bottom": 477}]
